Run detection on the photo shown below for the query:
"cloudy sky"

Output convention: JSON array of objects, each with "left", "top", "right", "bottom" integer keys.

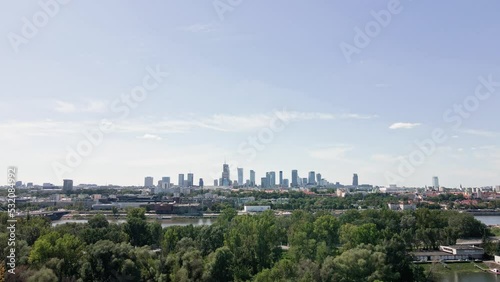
[{"left": 1, "top": 1, "right": 499, "bottom": 187}]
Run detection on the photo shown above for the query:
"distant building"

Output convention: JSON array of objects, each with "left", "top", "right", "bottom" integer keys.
[
  {"left": 243, "top": 206, "right": 271, "bottom": 213},
  {"left": 433, "top": 176, "right": 440, "bottom": 189},
  {"left": 187, "top": 173, "right": 194, "bottom": 187},
  {"left": 63, "top": 179, "right": 73, "bottom": 192},
  {"left": 42, "top": 183, "right": 55, "bottom": 189},
  {"left": 144, "top": 177, "right": 154, "bottom": 188},
  {"left": 291, "top": 170, "right": 298, "bottom": 187},
  {"left": 308, "top": 171, "right": 316, "bottom": 185},
  {"left": 199, "top": 178, "right": 204, "bottom": 188},
  {"left": 15, "top": 181, "right": 22, "bottom": 188},
  {"left": 250, "top": 170, "right": 256, "bottom": 186},
  {"left": 283, "top": 179, "right": 289, "bottom": 188},
  {"left": 261, "top": 177, "right": 267, "bottom": 188},
  {"left": 214, "top": 179, "right": 218, "bottom": 186},
  {"left": 279, "top": 171, "right": 283, "bottom": 186},
  {"left": 238, "top": 168, "right": 244, "bottom": 186},
  {"left": 162, "top": 177, "right": 171, "bottom": 189},
  {"left": 178, "top": 174, "right": 185, "bottom": 187},
  {"left": 26, "top": 182, "right": 33, "bottom": 188},
  {"left": 302, "top": 178, "right": 308, "bottom": 187},
  {"left": 353, "top": 174, "right": 359, "bottom": 186},
  {"left": 221, "top": 163, "right": 231, "bottom": 186},
  {"left": 269, "top": 171, "right": 276, "bottom": 188},
  {"left": 316, "top": 173, "right": 322, "bottom": 186}
]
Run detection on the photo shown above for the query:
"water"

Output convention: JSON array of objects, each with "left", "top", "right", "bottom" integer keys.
[
  {"left": 475, "top": 216, "right": 500, "bottom": 226},
  {"left": 439, "top": 271, "right": 500, "bottom": 282},
  {"left": 52, "top": 218, "right": 213, "bottom": 228}
]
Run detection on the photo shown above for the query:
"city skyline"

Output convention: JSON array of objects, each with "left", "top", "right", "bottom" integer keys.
[{"left": 1, "top": 2, "right": 499, "bottom": 187}]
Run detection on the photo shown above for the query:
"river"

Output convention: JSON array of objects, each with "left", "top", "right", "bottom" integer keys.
[
  {"left": 52, "top": 217, "right": 213, "bottom": 228},
  {"left": 439, "top": 272, "right": 500, "bottom": 282}
]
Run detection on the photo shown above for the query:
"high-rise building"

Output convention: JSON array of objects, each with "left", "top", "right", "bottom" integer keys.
[
  {"left": 279, "top": 171, "right": 283, "bottom": 186},
  {"left": 291, "top": 170, "right": 298, "bottom": 187},
  {"left": 308, "top": 171, "right": 316, "bottom": 185},
  {"left": 199, "top": 178, "right": 204, "bottom": 188},
  {"left": 178, "top": 174, "right": 185, "bottom": 187},
  {"left": 222, "top": 163, "right": 231, "bottom": 186},
  {"left": 144, "top": 176, "right": 154, "bottom": 188},
  {"left": 162, "top": 177, "right": 171, "bottom": 189},
  {"left": 261, "top": 177, "right": 267, "bottom": 188},
  {"left": 302, "top": 178, "right": 308, "bottom": 187},
  {"left": 432, "top": 176, "right": 439, "bottom": 189},
  {"left": 250, "top": 170, "right": 256, "bottom": 186},
  {"left": 353, "top": 174, "right": 359, "bottom": 186},
  {"left": 316, "top": 173, "right": 322, "bottom": 186},
  {"left": 214, "top": 179, "right": 219, "bottom": 186},
  {"left": 283, "top": 179, "right": 289, "bottom": 188},
  {"left": 187, "top": 173, "right": 194, "bottom": 187},
  {"left": 269, "top": 171, "right": 276, "bottom": 188},
  {"left": 63, "top": 179, "right": 73, "bottom": 192},
  {"left": 238, "top": 168, "right": 244, "bottom": 186}
]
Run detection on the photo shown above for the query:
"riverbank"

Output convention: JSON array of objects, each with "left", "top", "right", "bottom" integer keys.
[{"left": 421, "top": 261, "right": 489, "bottom": 275}]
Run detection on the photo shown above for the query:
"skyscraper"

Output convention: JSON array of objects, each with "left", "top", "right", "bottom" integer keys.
[
  {"left": 302, "top": 178, "right": 308, "bottom": 187},
  {"left": 214, "top": 179, "right": 219, "bottom": 186},
  {"left": 283, "top": 179, "right": 289, "bottom": 188},
  {"left": 238, "top": 168, "right": 244, "bottom": 186},
  {"left": 316, "top": 173, "right": 322, "bottom": 186},
  {"left": 353, "top": 174, "right": 359, "bottom": 186},
  {"left": 269, "top": 171, "right": 276, "bottom": 188},
  {"left": 161, "top": 177, "right": 171, "bottom": 189},
  {"left": 222, "top": 163, "right": 231, "bottom": 186},
  {"left": 250, "top": 170, "right": 256, "bottom": 187},
  {"left": 199, "top": 178, "right": 204, "bottom": 188},
  {"left": 144, "top": 176, "right": 154, "bottom": 188},
  {"left": 432, "top": 176, "right": 439, "bottom": 189},
  {"left": 308, "top": 171, "right": 316, "bottom": 185},
  {"left": 187, "top": 173, "right": 194, "bottom": 187},
  {"left": 261, "top": 177, "right": 267, "bottom": 188},
  {"left": 279, "top": 171, "right": 283, "bottom": 187},
  {"left": 291, "top": 170, "right": 298, "bottom": 187},
  {"left": 178, "top": 174, "right": 185, "bottom": 187},
  {"left": 63, "top": 179, "right": 73, "bottom": 192}
]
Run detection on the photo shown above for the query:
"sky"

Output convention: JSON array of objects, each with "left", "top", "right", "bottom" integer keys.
[{"left": 1, "top": 1, "right": 499, "bottom": 187}]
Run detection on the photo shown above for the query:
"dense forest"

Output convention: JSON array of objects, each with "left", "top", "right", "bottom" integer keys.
[{"left": 0, "top": 208, "right": 490, "bottom": 281}]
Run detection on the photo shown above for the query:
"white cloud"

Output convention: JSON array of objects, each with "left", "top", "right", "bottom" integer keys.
[
  {"left": 389, "top": 122, "right": 422, "bottom": 129},
  {"left": 54, "top": 101, "right": 77, "bottom": 113},
  {"left": 137, "top": 134, "right": 162, "bottom": 141},
  {"left": 83, "top": 100, "right": 107, "bottom": 113},
  {"left": 54, "top": 100, "right": 107, "bottom": 114},
  {"left": 459, "top": 129, "right": 498, "bottom": 138}
]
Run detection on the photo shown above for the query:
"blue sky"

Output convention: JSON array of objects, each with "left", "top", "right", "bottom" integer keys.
[{"left": 1, "top": 1, "right": 499, "bottom": 187}]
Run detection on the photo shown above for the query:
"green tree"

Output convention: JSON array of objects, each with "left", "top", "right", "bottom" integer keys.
[
  {"left": 203, "top": 247, "right": 234, "bottom": 282},
  {"left": 124, "top": 208, "right": 150, "bottom": 246}
]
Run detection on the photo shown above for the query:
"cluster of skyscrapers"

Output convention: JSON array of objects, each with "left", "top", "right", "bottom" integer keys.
[
  {"left": 144, "top": 163, "right": 363, "bottom": 190},
  {"left": 144, "top": 172, "right": 204, "bottom": 191}
]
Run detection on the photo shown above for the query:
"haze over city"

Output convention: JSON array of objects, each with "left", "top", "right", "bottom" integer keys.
[{"left": 1, "top": 1, "right": 499, "bottom": 187}]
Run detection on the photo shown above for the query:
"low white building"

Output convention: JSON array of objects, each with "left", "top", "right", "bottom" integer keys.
[{"left": 243, "top": 206, "right": 270, "bottom": 213}]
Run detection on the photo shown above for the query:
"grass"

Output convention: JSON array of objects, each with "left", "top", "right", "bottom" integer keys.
[
  {"left": 421, "top": 262, "right": 489, "bottom": 275},
  {"left": 490, "top": 227, "right": 500, "bottom": 236}
]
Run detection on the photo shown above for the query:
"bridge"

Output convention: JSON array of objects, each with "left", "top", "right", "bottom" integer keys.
[{"left": 16, "top": 211, "right": 70, "bottom": 221}]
